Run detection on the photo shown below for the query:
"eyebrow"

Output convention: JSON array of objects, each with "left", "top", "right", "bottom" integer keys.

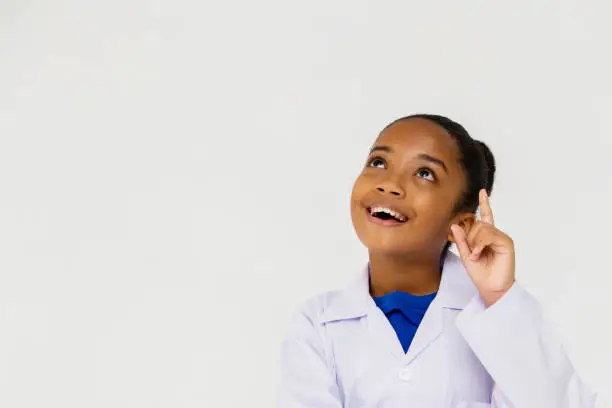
[
  {"left": 417, "top": 153, "right": 448, "bottom": 174},
  {"left": 369, "top": 145, "right": 449, "bottom": 174},
  {"left": 369, "top": 145, "right": 393, "bottom": 154}
]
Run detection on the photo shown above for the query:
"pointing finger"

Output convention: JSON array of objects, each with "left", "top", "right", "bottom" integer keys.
[{"left": 479, "top": 189, "right": 495, "bottom": 225}]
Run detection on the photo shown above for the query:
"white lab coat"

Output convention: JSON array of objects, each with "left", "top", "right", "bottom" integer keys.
[{"left": 276, "top": 252, "right": 596, "bottom": 408}]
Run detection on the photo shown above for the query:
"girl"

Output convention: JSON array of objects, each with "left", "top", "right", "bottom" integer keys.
[{"left": 276, "top": 114, "right": 596, "bottom": 408}]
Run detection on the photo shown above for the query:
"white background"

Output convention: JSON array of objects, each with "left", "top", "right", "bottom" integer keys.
[{"left": 1, "top": 1, "right": 611, "bottom": 407}]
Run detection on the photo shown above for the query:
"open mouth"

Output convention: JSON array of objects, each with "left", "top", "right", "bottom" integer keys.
[{"left": 366, "top": 206, "right": 408, "bottom": 224}]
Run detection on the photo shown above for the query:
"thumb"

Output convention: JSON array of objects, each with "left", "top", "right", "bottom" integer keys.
[{"left": 450, "top": 224, "right": 471, "bottom": 262}]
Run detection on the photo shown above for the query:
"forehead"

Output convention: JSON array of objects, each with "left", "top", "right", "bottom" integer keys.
[{"left": 375, "top": 118, "right": 460, "bottom": 160}]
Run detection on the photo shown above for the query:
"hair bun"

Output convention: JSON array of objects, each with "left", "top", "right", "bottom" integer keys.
[{"left": 475, "top": 140, "right": 496, "bottom": 195}]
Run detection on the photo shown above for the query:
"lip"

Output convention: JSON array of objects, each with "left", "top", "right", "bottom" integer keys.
[
  {"left": 365, "top": 207, "right": 409, "bottom": 227},
  {"left": 366, "top": 202, "right": 408, "bottom": 217}
]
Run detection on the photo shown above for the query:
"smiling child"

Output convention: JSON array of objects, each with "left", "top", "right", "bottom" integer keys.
[{"left": 276, "top": 114, "right": 595, "bottom": 408}]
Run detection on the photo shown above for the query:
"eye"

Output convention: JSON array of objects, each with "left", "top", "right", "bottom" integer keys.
[
  {"left": 416, "top": 167, "right": 436, "bottom": 182},
  {"left": 367, "top": 156, "right": 386, "bottom": 169}
]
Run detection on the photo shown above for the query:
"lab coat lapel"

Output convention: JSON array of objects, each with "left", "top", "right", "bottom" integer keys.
[
  {"left": 318, "top": 252, "right": 478, "bottom": 364},
  {"left": 368, "top": 303, "right": 407, "bottom": 359},
  {"left": 319, "top": 266, "right": 411, "bottom": 359},
  {"left": 402, "top": 293, "right": 444, "bottom": 365},
  {"left": 403, "top": 252, "right": 477, "bottom": 365}
]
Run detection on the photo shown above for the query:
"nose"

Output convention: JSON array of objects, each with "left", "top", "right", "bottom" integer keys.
[{"left": 376, "top": 180, "right": 405, "bottom": 198}]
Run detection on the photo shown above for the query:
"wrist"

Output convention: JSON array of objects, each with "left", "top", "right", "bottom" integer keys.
[{"left": 480, "top": 280, "right": 515, "bottom": 307}]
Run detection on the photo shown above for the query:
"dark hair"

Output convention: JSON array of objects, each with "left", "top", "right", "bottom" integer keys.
[{"left": 382, "top": 114, "right": 496, "bottom": 260}]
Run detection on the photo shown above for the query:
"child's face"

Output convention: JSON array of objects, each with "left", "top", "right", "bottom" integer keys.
[{"left": 350, "top": 118, "right": 470, "bottom": 257}]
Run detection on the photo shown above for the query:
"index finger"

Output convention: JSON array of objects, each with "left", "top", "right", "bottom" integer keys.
[{"left": 479, "top": 189, "right": 495, "bottom": 225}]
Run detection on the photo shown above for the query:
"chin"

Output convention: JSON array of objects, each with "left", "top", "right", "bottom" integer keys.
[
  {"left": 358, "top": 235, "right": 414, "bottom": 256},
  {"left": 367, "top": 246, "right": 413, "bottom": 257}
]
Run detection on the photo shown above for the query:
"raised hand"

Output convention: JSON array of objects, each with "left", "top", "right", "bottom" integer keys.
[{"left": 451, "top": 189, "right": 515, "bottom": 307}]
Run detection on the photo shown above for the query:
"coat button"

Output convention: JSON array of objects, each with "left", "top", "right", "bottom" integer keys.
[{"left": 398, "top": 367, "right": 412, "bottom": 382}]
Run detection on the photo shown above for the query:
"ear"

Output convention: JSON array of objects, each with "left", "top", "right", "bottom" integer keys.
[{"left": 447, "top": 213, "right": 477, "bottom": 243}]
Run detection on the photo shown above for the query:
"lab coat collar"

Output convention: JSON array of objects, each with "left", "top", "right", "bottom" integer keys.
[{"left": 319, "top": 251, "right": 477, "bottom": 324}]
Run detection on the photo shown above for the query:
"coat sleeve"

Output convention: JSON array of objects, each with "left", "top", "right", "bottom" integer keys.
[
  {"left": 455, "top": 282, "right": 597, "bottom": 408},
  {"left": 275, "top": 304, "right": 344, "bottom": 408}
]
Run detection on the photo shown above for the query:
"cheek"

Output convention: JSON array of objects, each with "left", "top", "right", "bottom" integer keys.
[
  {"left": 350, "top": 177, "right": 374, "bottom": 233},
  {"left": 414, "top": 203, "right": 455, "bottom": 238},
  {"left": 350, "top": 175, "right": 369, "bottom": 205},
  {"left": 350, "top": 184, "right": 365, "bottom": 224}
]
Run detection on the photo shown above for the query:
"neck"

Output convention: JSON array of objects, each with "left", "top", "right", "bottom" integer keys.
[{"left": 368, "top": 250, "right": 442, "bottom": 297}]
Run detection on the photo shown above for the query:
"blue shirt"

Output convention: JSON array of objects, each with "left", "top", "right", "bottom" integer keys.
[{"left": 373, "top": 290, "right": 437, "bottom": 353}]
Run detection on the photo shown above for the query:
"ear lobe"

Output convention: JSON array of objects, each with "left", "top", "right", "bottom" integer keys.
[
  {"left": 447, "top": 224, "right": 459, "bottom": 243},
  {"left": 447, "top": 214, "right": 476, "bottom": 243}
]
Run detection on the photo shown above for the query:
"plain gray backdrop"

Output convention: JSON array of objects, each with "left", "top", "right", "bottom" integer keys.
[{"left": 1, "top": 1, "right": 611, "bottom": 407}]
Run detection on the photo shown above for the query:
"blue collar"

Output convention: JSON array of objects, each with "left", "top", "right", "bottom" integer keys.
[
  {"left": 373, "top": 290, "right": 437, "bottom": 315},
  {"left": 318, "top": 251, "right": 477, "bottom": 324}
]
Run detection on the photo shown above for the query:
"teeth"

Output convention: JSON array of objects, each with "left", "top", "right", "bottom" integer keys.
[{"left": 370, "top": 206, "right": 407, "bottom": 222}]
